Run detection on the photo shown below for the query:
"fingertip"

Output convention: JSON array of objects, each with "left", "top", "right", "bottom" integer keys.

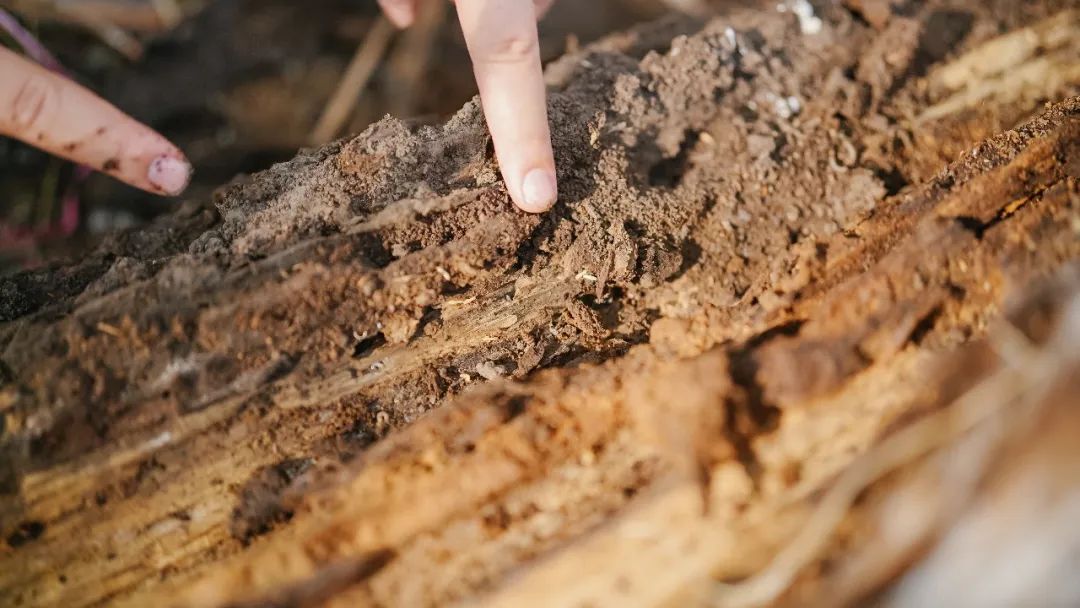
[
  {"left": 146, "top": 153, "right": 192, "bottom": 196},
  {"left": 517, "top": 167, "right": 558, "bottom": 213},
  {"left": 456, "top": 0, "right": 555, "bottom": 213}
]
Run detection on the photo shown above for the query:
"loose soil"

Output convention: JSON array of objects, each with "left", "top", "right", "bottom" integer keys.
[
  {"left": 0, "top": 0, "right": 665, "bottom": 267},
  {"left": 2, "top": 1, "right": 1079, "bottom": 607}
]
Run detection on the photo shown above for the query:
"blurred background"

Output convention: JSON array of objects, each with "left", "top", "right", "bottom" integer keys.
[{"left": 0, "top": 0, "right": 692, "bottom": 268}]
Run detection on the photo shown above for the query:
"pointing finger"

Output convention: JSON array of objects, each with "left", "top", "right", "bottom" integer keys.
[
  {"left": 456, "top": 0, "right": 557, "bottom": 213},
  {"left": 0, "top": 47, "right": 190, "bottom": 196}
]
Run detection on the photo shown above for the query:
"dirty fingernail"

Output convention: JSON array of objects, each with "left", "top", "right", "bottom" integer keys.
[
  {"left": 147, "top": 155, "right": 192, "bottom": 196},
  {"left": 521, "top": 168, "right": 557, "bottom": 212}
]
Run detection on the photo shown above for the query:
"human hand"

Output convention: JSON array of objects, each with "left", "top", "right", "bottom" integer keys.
[
  {"left": 0, "top": 46, "right": 191, "bottom": 196},
  {"left": 377, "top": 0, "right": 558, "bottom": 213}
]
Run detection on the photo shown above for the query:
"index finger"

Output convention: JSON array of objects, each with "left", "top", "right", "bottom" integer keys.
[
  {"left": 0, "top": 47, "right": 191, "bottom": 196},
  {"left": 456, "top": 0, "right": 557, "bottom": 213}
]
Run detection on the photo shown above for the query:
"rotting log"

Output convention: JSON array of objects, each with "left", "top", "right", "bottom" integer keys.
[{"left": 2, "top": 1, "right": 1080, "bottom": 606}]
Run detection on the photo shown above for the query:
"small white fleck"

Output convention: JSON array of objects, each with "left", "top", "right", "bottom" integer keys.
[
  {"left": 575, "top": 270, "right": 599, "bottom": 282},
  {"left": 787, "top": 95, "right": 802, "bottom": 114},
  {"left": 766, "top": 92, "right": 794, "bottom": 119},
  {"left": 724, "top": 27, "right": 737, "bottom": 46},
  {"left": 475, "top": 361, "right": 505, "bottom": 380},
  {"left": 145, "top": 431, "right": 172, "bottom": 451},
  {"left": 774, "top": 99, "right": 792, "bottom": 118},
  {"left": 789, "top": 0, "right": 823, "bottom": 35}
]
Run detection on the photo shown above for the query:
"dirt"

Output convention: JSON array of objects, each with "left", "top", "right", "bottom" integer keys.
[
  {"left": 1, "top": 1, "right": 1079, "bottom": 606},
  {"left": 0, "top": 0, "right": 666, "bottom": 269}
]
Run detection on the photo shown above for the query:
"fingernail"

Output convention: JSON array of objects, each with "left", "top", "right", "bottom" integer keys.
[
  {"left": 147, "top": 155, "right": 192, "bottom": 196},
  {"left": 521, "top": 168, "right": 557, "bottom": 212}
]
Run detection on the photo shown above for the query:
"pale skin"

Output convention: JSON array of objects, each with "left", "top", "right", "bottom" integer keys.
[
  {"left": 0, "top": 45, "right": 192, "bottom": 196},
  {"left": 0, "top": 0, "right": 558, "bottom": 212}
]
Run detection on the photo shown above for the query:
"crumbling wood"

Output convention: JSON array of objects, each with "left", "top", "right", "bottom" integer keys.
[{"left": 1, "top": 2, "right": 1079, "bottom": 607}]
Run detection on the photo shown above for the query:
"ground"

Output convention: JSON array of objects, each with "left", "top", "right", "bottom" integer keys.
[
  {"left": 0, "top": 0, "right": 664, "bottom": 267},
  {"left": 1, "top": 1, "right": 1079, "bottom": 607}
]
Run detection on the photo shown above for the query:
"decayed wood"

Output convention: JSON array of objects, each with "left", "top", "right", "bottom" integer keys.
[
  {"left": 1, "top": 3, "right": 1079, "bottom": 607},
  {"left": 177, "top": 110, "right": 1079, "bottom": 606}
]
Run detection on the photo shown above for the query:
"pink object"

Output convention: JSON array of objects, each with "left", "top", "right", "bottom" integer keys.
[
  {"left": 0, "top": 9, "right": 88, "bottom": 255},
  {"left": 0, "top": 9, "right": 65, "bottom": 74},
  {"left": 521, "top": 168, "right": 558, "bottom": 212},
  {"left": 147, "top": 156, "right": 193, "bottom": 196}
]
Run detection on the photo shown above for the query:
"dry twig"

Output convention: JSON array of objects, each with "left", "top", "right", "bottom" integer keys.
[
  {"left": 310, "top": 16, "right": 396, "bottom": 146},
  {"left": 384, "top": 0, "right": 446, "bottom": 118}
]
